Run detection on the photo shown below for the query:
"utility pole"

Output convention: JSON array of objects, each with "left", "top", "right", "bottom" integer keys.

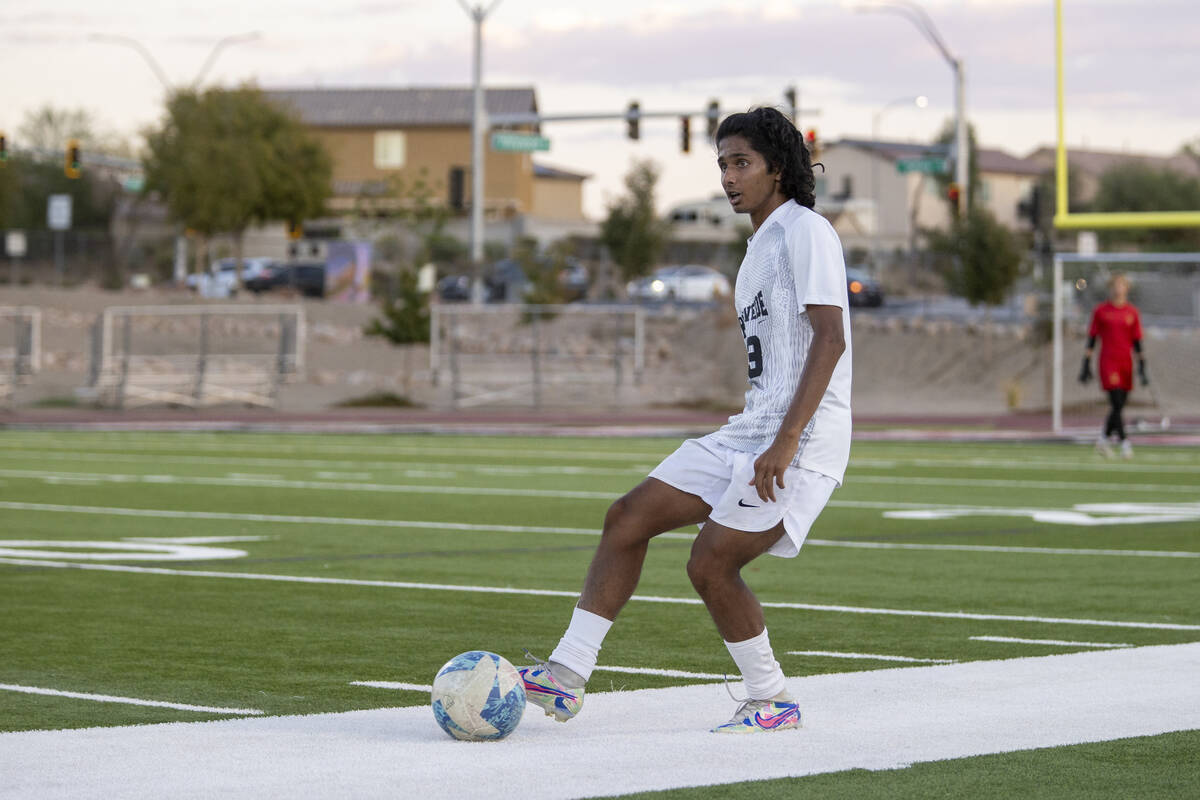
[{"left": 458, "top": 0, "right": 503, "bottom": 304}]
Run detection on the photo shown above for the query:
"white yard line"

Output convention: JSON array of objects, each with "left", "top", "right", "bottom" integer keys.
[
  {"left": 787, "top": 651, "right": 955, "bottom": 663},
  {"left": 0, "top": 683, "right": 263, "bottom": 715},
  {"left": 970, "top": 636, "right": 1134, "bottom": 648},
  {"left": 592, "top": 665, "right": 727, "bottom": 680},
  {"left": 0, "top": 467, "right": 1194, "bottom": 497},
  {"left": 2, "top": 502, "right": 1196, "bottom": 557},
  {"left": 3, "top": 644, "right": 1197, "bottom": 800},
  {"left": 1, "top": 556, "right": 1197, "bottom": 631},
  {"left": 350, "top": 681, "right": 433, "bottom": 692}
]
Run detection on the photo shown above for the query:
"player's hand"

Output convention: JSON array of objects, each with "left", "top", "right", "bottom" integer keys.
[
  {"left": 1078, "top": 357, "right": 1093, "bottom": 384},
  {"left": 749, "top": 438, "right": 796, "bottom": 503},
  {"left": 1138, "top": 359, "right": 1149, "bottom": 387}
]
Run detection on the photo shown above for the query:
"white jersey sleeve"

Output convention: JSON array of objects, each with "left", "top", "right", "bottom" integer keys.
[{"left": 789, "top": 214, "right": 848, "bottom": 311}]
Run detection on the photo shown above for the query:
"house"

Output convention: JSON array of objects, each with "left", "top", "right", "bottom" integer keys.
[
  {"left": 1024, "top": 146, "right": 1200, "bottom": 205},
  {"left": 813, "top": 138, "right": 1044, "bottom": 257},
  {"left": 263, "top": 86, "right": 590, "bottom": 224}
]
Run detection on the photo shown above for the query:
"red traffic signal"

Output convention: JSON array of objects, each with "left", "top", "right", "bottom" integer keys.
[{"left": 805, "top": 129, "right": 819, "bottom": 159}]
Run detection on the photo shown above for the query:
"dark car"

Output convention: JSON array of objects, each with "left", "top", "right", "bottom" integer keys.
[
  {"left": 246, "top": 262, "right": 326, "bottom": 298},
  {"left": 846, "top": 268, "right": 884, "bottom": 308},
  {"left": 436, "top": 274, "right": 473, "bottom": 302}
]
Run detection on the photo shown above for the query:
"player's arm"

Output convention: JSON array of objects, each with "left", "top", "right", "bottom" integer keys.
[
  {"left": 750, "top": 305, "right": 845, "bottom": 502},
  {"left": 1079, "top": 336, "right": 1096, "bottom": 383}
]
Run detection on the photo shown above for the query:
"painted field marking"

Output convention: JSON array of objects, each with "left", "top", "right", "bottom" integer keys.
[
  {"left": 350, "top": 681, "right": 433, "bottom": 692},
  {"left": 593, "top": 665, "right": 726, "bottom": 680},
  {"left": 852, "top": 456, "right": 1200, "bottom": 475},
  {"left": 126, "top": 536, "right": 270, "bottom": 545},
  {"left": 0, "top": 448, "right": 649, "bottom": 478},
  {"left": 885, "top": 502, "right": 1200, "bottom": 527},
  {"left": 3, "top": 502, "right": 1196, "bottom": 556},
  {"left": 2, "top": 467, "right": 1196, "bottom": 499},
  {"left": 0, "top": 540, "right": 247, "bottom": 562},
  {"left": 971, "top": 636, "right": 1134, "bottom": 648},
  {"left": 0, "top": 683, "right": 263, "bottom": 715},
  {"left": 227, "top": 473, "right": 284, "bottom": 480},
  {"left": 2, "top": 556, "right": 1197, "bottom": 631},
  {"left": 6, "top": 644, "right": 1197, "bottom": 800},
  {"left": 787, "top": 650, "right": 955, "bottom": 663}
]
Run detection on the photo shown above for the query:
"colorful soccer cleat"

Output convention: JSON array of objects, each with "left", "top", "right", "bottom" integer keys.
[
  {"left": 519, "top": 651, "right": 585, "bottom": 722},
  {"left": 711, "top": 694, "right": 801, "bottom": 734}
]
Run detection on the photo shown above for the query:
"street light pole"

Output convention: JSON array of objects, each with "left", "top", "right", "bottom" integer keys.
[
  {"left": 458, "top": 0, "right": 503, "bottom": 304},
  {"left": 853, "top": 1, "right": 967, "bottom": 214},
  {"left": 193, "top": 32, "right": 262, "bottom": 88},
  {"left": 870, "top": 95, "right": 927, "bottom": 268}
]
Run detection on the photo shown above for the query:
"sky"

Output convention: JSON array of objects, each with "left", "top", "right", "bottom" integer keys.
[{"left": 2, "top": 0, "right": 1198, "bottom": 219}]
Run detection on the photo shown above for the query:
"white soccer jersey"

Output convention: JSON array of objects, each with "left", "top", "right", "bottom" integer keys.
[{"left": 709, "top": 200, "right": 853, "bottom": 485}]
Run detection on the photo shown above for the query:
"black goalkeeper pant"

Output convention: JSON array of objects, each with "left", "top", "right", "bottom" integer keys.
[{"left": 1104, "top": 389, "right": 1128, "bottom": 441}]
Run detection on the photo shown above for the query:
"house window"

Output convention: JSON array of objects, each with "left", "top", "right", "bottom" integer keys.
[{"left": 374, "top": 131, "right": 406, "bottom": 169}]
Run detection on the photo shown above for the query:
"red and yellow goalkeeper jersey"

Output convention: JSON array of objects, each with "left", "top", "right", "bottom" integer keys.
[{"left": 1088, "top": 301, "right": 1142, "bottom": 391}]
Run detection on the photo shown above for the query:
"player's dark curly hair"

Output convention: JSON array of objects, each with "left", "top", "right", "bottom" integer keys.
[{"left": 715, "top": 107, "right": 820, "bottom": 209}]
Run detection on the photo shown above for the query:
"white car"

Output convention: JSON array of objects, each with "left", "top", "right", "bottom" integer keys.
[
  {"left": 626, "top": 265, "right": 732, "bottom": 303},
  {"left": 187, "top": 257, "right": 276, "bottom": 298}
]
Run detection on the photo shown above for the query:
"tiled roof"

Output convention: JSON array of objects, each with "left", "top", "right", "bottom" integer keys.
[
  {"left": 1025, "top": 147, "right": 1200, "bottom": 177},
  {"left": 533, "top": 162, "right": 590, "bottom": 181},
  {"left": 263, "top": 87, "right": 537, "bottom": 127}
]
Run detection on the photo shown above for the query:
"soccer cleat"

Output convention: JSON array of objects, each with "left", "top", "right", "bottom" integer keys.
[
  {"left": 1120, "top": 440, "right": 1134, "bottom": 459},
  {"left": 711, "top": 693, "right": 801, "bottom": 734},
  {"left": 1095, "top": 436, "right": 1115, "bottom": 459},
  {"left": 519, "top": 651, "right": 584, "bottom": 722}
]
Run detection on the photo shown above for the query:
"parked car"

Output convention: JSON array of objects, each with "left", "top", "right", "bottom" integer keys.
[
  {"left": 245, "top": 262, "right": 326, "bottom": 298},
  {"left": 187, "top": 257, "right": 275, "bottom": 298},
  {"left": 846, "top": 268, "right": 884, "bottom": 308},
  {"left": 626, "top": 265, "right": 731, "bottom": 303},
  {"left": 436, "top": 274, "right": 473, "bottom": 302}
]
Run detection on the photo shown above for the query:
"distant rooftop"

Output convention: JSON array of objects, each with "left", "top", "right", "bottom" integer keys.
[
  {"left": 533, "top": 162, "right": 590, "bottom": 181},
  {"left": 1025, "top": 146, "right": 1200, "bottom": 177},
  {"left": 263, "top": 87, "right": 537, "bottom": 128},
  {"left": 835, "top": 138, "right": 1044, "bottom": 176}
]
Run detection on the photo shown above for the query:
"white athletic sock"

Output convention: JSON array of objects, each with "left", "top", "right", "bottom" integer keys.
[
  {"left": 725, "top": 628, "right": 787, "bottom": 700},
  {"left": 549, "top": 606, "right": 613, "bottom": 685}
]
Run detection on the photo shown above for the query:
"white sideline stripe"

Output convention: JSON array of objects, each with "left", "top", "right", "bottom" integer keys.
[
  {"left": 807, "top": 538, "right": 1200, "bottom": 559},
  {"left": 592, "top": 665, "right": 727, "bottom": 680},
  {"left": 4, "top": 645, "right": 1198, "bottom": 800},
  {"left": 2, "top": 502, "right": 1196, "bottom": 559},
  {"left": 971, "top": 636, "right": 1134, "bottom": 649},
  {"left": 0, "top": 683, "right": 263, "bottom": 715},
  {"left": 787, "top": 650, "right": 955, "bottom": 663},
  {"left": 0, "top": 467, "right": 1195, "bottom": 497},
  {"left": 2, "top": 556, "right": 1197, "bottom": 631},
  {"left": 127, "top": 536, "right": 270, "bottom": 545},
  {"left": 350, "top": 681, "right": 433, "bottom": 692}
]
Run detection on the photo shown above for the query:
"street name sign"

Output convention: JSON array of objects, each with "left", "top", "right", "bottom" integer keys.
[{"left": 491, "top": 131, "right": 550, "bottom": 152}]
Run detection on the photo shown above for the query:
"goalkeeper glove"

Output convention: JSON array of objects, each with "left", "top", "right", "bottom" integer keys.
[
  {"left": 1138, "top": 359, "right": 1149, "bottom": 386},
  {"left": 1078, "top": 356, "right": 1093, "bottom": 384}
]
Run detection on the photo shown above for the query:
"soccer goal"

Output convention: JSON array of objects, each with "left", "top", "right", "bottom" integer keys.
[
  {"left": 1052, "top": 253, "right": 1200, "bottom": 434},
  {"left": 84, "top": 305, "right": 306, "bottom": 409},
  {"left": 0, "top": 306, "right": 41, "bottom": 406},
  {"left": 430, "top": 304, "right": 645, "bottom": 409}
]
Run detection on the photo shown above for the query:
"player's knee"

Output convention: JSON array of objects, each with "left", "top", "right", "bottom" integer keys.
[{"left": 686, "top": 549, "right": 729, "bottom": 595}]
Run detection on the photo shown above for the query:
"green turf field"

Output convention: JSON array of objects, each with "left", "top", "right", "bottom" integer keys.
[{"left": 1, "top": 431, "right": 1197, "bottom": 797}]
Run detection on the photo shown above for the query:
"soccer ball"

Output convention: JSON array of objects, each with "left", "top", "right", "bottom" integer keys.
[{"left": 431, "top": 651, "right": 526, "bottom": 741}]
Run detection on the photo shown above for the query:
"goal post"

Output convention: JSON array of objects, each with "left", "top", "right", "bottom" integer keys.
[
  {"left": 86, "top": 304, "right": 306, "bottom": 409},
  {"left": 1052, "top": 252, "right": 1200, "bottom": 434},
  {"left": 0, "top": 306, "right": 41, "bottom": 405}
]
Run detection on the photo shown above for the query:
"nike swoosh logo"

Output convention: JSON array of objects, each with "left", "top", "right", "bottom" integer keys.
[
  {"left": 754, "top": 708, "right": 798, "bottom": 728},
  {"left": 738, "top": 499, "right": 758, "bottom": 508}
]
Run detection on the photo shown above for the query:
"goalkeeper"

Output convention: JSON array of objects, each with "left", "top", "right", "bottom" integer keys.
[{"left": 1079, "top": 273, "right": 1146, "bottom": 458}]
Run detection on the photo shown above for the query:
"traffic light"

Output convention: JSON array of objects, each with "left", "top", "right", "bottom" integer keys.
[
  {"left": 784, "top": 86, "right": 797, "bottom": 120},
  {"left": 680, "top": 116, "right": 691, "bottom": 153},
  {"left": 947, "top": 182, "right": 962, "bottom": 215},
  {"left": 1018, "top": 184, "right": 1045, "bottom": 228},
  {"left": 706, "top": 100, "right": 720, "bottom": 140},
  {"left": 0, "top": 132, "right": 7, "bottom": 166},
  {"left": 626, "top": 102, "right": 640, "bottom": 140},
  {"left": 64, "top": 139, "right": 81, "bottom": 179},
  {"left": 805, "top": 129, "right": 819, "bottom": 159}
]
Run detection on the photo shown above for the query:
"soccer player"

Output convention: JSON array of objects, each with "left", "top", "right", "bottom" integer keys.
[
  {"left": 521, "top": 107, "right": 851, "bottom": 733},
  {"left": 1079, "top": 273, "right": 1148, "bottom": 459}
]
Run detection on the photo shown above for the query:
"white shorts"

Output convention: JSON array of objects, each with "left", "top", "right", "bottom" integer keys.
[{"left": 648, "top": 434, "right": 837, "bottom": 559}]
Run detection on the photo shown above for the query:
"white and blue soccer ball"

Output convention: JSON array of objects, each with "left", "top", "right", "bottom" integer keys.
[{"left": 431, "top": 651, "right": 526, "bottom": 741}]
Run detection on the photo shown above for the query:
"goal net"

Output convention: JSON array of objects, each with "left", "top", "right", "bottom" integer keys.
[
  {"left": 1052, "top": 253, "right": 1200, "bottom": 433},
  {"left": 85, "top": 305, "right": 306, "bottom": 409},
  {"left": 430, "top": 304, "right": 645, "bottom": 409}
]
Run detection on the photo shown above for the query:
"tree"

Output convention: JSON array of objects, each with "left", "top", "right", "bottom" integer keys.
[
  {"left": 143, "top": 86, "right": 331, "bottom": 283},
  {"left": 600, "top": 159, "right": 671, "bottom": 286},
  {"left": 927, "top": 206, "right": 1023, "bottom": 308},
  {"left": 1091, "top": 162, "right": 1200, "bottom": 251}
]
